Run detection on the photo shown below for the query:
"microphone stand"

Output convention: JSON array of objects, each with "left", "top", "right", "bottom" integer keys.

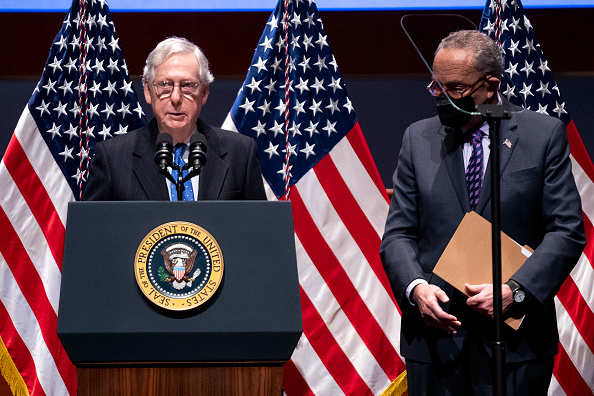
[
  {"left": 160, "top": 163, "right": 202, "bottom": 201},
  {"left": 476, "top": 104, "right": 511, "bottom": 396},
  {"left": 175, "top": 163, "right": 185, "bottom": 201},
  {"left": 156, "top": 141, "right": 205, "bottom": 201},
  {"left": 155, "top": 132, "right": 205, "bottom": 201},
  {"left": 157, "top": 164, "right": 185, "bottom": 201}
]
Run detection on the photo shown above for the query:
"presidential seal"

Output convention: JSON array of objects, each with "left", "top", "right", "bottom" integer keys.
[{"left": 134, "top": 221, "right": 224, "bottom": 311}]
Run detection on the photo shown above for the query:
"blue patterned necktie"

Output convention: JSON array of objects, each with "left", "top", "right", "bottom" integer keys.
[
  {"left": 170, "top": 143, "right": 195, "bottom": 201},
  {"left": 466, "top": 131, "right": 484, "bottom": 211}
]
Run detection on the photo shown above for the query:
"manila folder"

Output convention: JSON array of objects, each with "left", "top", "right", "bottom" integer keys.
[{"left": 433, "top": 211, "right": 533, "bottom": 330}]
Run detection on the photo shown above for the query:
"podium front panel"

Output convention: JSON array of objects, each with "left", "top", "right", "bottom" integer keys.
[{"left": 57, "top": 201, "right": 302, "bottom": 363}]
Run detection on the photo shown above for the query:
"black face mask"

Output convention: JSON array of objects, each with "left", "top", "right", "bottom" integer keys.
[{"left": 435, "top": 94, "right": 476, "bottom": 128}]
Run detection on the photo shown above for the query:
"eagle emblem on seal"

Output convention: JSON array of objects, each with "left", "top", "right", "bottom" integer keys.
[{"left": 161, "top": 243, "right": 202, "bottom": 290}]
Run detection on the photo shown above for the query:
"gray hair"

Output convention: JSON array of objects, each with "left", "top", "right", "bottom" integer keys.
[
  {"left": 435, "top": 30, "right": 503, "bottom": 79},
  {"left": 142, "top": 36, "right": 215, "bottom": 86}
]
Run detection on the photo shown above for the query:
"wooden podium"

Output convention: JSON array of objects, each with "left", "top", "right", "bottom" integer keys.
[
  {"left": 75, "top": 363, "right": 284, "bottom": 395},
  {"left": 58, "top": 201, "right": 302, "bottom": 395}
]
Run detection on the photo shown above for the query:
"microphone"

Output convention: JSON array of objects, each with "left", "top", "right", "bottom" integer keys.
[
  {"left": 186, "top": 133, "right": 207, "bottom": 176},
  {"left": 154, "top": 133, "right": 176, "bottom": 185},
  {"left": 154, "top": 133, "right": 173, "bottom": 170}
]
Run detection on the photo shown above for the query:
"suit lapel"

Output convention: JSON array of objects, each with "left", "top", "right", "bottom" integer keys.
[
  {"left": 475, "top": 111, "right": 519, "bottom": 214},
  {"left": 197, "top": 119, "right": 229, "bottom": 200},
  {"left": 132, "top": 120, "right": 170, "bottom": 200},
  {"left": 129, "top": 118, "right": 232, "bottom": 201},
  {"left": 443, "top": 127, "right": 472, "bottom": 213}
]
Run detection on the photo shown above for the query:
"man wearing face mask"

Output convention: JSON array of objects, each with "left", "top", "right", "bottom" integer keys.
[{"left": 380, "top": 30, "right": 585, "bottom": 395}]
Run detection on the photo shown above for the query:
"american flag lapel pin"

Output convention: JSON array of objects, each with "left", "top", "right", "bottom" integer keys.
[{"left": 504, "top": 139, "right": 512, "bottom": 149}]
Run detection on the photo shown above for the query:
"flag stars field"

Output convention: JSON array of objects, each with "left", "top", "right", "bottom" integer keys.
[{"left": 227, "top": 4, "right": 356, "bottom": 198}]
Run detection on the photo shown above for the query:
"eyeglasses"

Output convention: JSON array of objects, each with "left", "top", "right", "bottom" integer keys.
[
  {"left": 426, "top": 75, "right": 489, "bottom": 99},
  {"left": 152, "top": 81, "right": 201, "bottom": 98}
]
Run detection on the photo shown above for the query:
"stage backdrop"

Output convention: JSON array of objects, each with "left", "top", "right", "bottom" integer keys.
[
  {"left": 0, "top": 9, "right": 592, "bottom": 187},
  {"left": 1, "top": 74, "right": 592, "bottom": 188}
]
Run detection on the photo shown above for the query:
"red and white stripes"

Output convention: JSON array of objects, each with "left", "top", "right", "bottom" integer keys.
[
  {"left": 552, "top": 121, "right": 594, "bottom": 395},
  {"left": 0, "top": 106, "right": 77, "bottom": 396},
  {"left": 263, "top": 123, "right": 406, "bottom": 395}
]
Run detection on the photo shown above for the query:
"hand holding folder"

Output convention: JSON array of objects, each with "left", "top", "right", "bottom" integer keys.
[{"left": 433, "top": 212, "right": 532, "bottom": 330}]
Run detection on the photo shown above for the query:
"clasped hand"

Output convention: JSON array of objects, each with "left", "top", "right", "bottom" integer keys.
[
  {"left": 411, "top": 283, "right": 514, "bottom": 333},
  {"left": 465, "top": 283, "right": 514, "bottom": 318}
]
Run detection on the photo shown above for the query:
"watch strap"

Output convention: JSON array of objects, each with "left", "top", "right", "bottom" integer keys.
[
  {"left": 505, "top": 279, "right": 526, "bottom": 304},
  {"left": 505, "top": 280, "right": 520, "bottom": 293}
]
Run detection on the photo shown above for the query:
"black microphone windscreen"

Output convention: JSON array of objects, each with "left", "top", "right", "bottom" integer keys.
[
  {"left": 154, "top": 133, "right": 174, "bottom": 168},
  {"left": 156, "top": 132, "right": 174, "bottom": 146},
  {"left": 190, "top": 133, "right": 207, "bottom": 146},
  {"left": 188, "top": 133, "right": 207, "bottom": 172}
]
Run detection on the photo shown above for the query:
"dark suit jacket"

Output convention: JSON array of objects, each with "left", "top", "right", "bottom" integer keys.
[
  {"left": 380, "top": 100, "right": 586, "bottom": 365},
  {"left": 83, "top": 118, "right": 266, "bottom": 201}
]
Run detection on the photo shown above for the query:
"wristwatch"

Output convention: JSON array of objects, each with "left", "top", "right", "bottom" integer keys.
[{"left": 505, "top": 280, "right": 526, "bottom": 304}]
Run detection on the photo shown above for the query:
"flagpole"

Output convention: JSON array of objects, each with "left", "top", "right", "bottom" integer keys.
[{"left": 477, "top": 103, "right": 511, "bottom": 396}]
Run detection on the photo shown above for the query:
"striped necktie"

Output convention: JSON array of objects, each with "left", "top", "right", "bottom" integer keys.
[{"left": 466, "top": 130, "right": 483, "bottom": 211}]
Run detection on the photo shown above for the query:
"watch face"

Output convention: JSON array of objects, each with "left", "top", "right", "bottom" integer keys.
[{"left": 514, "top": 289, "right": 526, "bottom": 303}]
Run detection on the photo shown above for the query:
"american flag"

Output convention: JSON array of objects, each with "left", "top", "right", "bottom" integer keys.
[
  {"left": 0, "top": 0, "right": 146, "bottom": 394},
  {"left": 480, "top": 1, "right": 594, "bottom": 395},
  {"left": 222, "top": 0, "right": 407, "bottom": 394}
]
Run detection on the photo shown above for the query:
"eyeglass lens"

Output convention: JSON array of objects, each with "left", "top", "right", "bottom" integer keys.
[
  {"left": 155, "top": 81, "right": 199, "bottom": 96},
  {"left": 427, "top": 76, "right": 486, "bottom": 98}
]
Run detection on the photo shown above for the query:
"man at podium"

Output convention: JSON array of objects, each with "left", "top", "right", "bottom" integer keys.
[{"left": 83, "top": 36, "right": 266, "bottom": 201}]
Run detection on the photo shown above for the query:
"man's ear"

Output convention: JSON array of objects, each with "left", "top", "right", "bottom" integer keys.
[
  {"left": 486, "top": 76, "right": 501, "bottom": 101},
  {"left": 487, "top": 76, "right": 501, "bottom": 91},
  {"left": 201, "top": 84, "right": 210, "bottom": 106},
  {"left": 144, "top": 82, "right": 152, "bottom": 105}
]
